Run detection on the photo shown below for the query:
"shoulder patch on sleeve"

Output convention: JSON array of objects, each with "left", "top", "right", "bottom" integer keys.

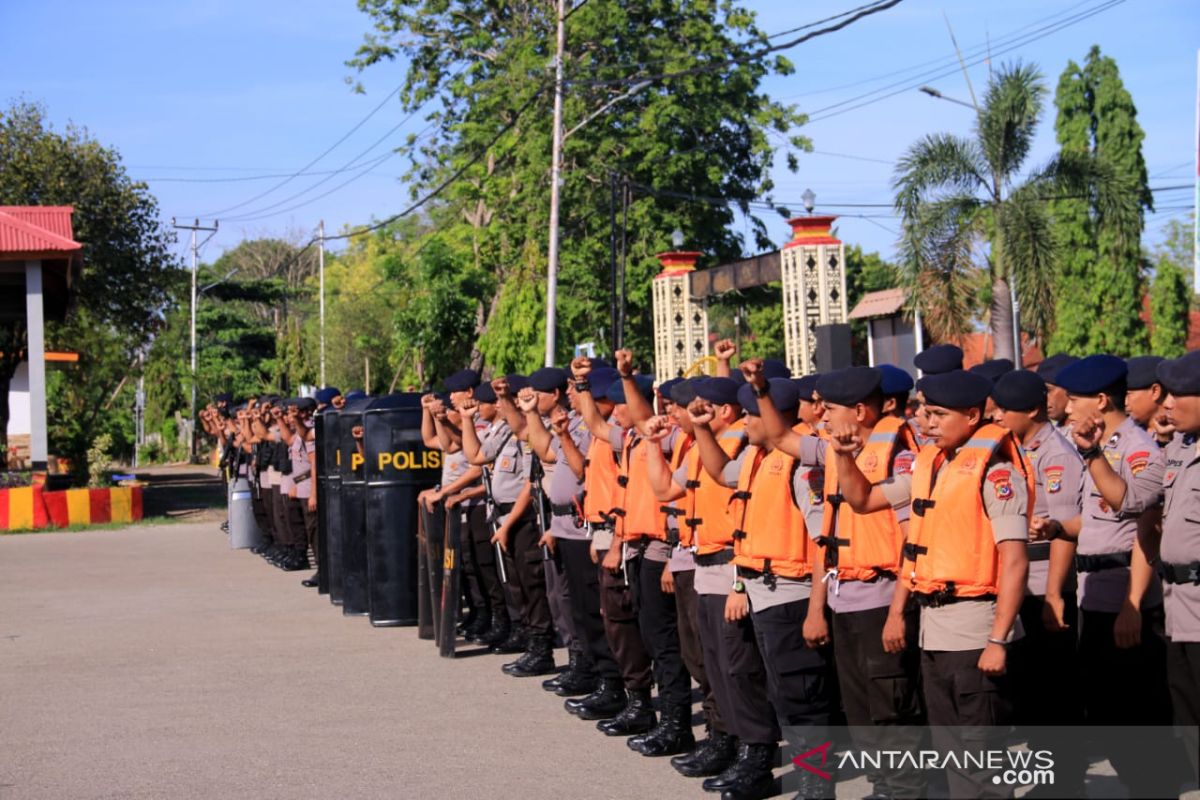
[
  {"left": 892, "top": 451, "right": 915, "bottom": 476},
  {"left": 1044, "top": 465, "right": 1064, "bottom": 494},
  {"left": 1126, "top": 450, "right": 1150, "bottom": 475},
  {"left": 987, "top": 468, "right": 1014, "bottom": 500}
]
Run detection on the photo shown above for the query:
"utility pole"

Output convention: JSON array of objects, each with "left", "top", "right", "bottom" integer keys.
[
  {"left": 319, "top": 219, "right": 326, "bottom": 387},
  {"left": 172, "top": 217, "right": 218, "bottom": 461},
  {"left": 543, "top": 0, "right": 566, "bottom": 367}
]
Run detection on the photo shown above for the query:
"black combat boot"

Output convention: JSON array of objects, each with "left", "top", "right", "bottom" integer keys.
[
  {"left": 464, "top": 609, "right": 491, "bottom": 643},
  {"left": 789, "top": 766, "right": 835, "bottom": 800},
  {"left": 286, "top": 547, "right": 311, "bottom": 571},
  {"left": 300, "top": 572, "right": 320, "bottom": 588},
  {"left": 628, "top": 702, "right": 695, "bottom": 757},
  {"left": 565, "top": 677, "right": 625, "bottom": 718},
  {"left": 703, "top": 742, "right": 776, "bottom": 796},
  {"left": 503, "top": 634, "right": 556, "bottom": 677},
  {"left": 595, "top": 689, "right": 656, "bottom": 733},
  {"left": 489, "top": 623, "right": 525, "bottom": 654},
  {"left": 542, "top": 647, "right": 581, "bottom": 692},
  {"left": 478, "top": 611, "right": 510, "bottom": 648},
  {"left": 673, "top": 727, "right": 738, "bottom": 778}
]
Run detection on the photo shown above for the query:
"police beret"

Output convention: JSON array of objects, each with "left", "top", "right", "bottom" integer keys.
[
  {"left": 1156, "top": 351, "right": 1200, "bottom": 396},
  {"left": 1035, "top": 354, "right": 1078, "bottom": 386},
  {"left": 344, "top": 390, "right": 368, "bottom": 402},
  {"left": 920, "top": 370, "right": 992, "bottom": 409},
  {"left": 589, "top": 368, "right": 619, "bottom": 399},
  {"left": 293, "top": 397, "right": 318, "bottom": 413},
  {"left": 991, "top": 370, "right": 1046, "bottom": 412},
  {"left": 505, "top": 374, "right": 529, "bottom": 392},
  {"left": 877, "top": 364, "right": 914, "bottom": 395},
  {"left": 969, "top": 358, "right": 1014, "bottom": 384},
  {"left": 696, "top": 377, "right": 740, "bottom": 406},
  {"left": 214, "top": 392, "right": 233, "bottom": 404},
  {"left": 589, "top": 357, "right": 613, "bottom": 370},
  {"left": 474, "top": 383, "right": 497, "bottom": 404},
  {"left": 529, "top": 367, "right": 569, "bottom": 393},
  {"left": 817, "top": 367, "right": 883, "bottom": 406},
  {"left": 738, "top": 378, "right": 801, "bottom": 416},
  {"left": 1054, "top": 355, "right": 1127, "bottom": 396},
  {"left": 1125, "top": 356, "right": 1165, "bottom": 390},
  {"left": 657, "top": 377, "right": 683, "bottom": 400},
  {"left": 793, "top": 374, "right": 820, "bottom": 402},
  {"left": 669, "top": 378, "right": 699, "bottom": 407},
  {"left": 606, "top": 374, "right": 654, "bottom": 404},
  {"left": 444, "top": 369, "right": 481, "bottom": 392},
  {"left": 314, "top": 387, "right": 341, "bottom": 405},
  {"left": 729, "top": 371, "right": 747, "bottom": 386},
  {"left": 763, "top": 359, "right": 792, "bottom": 380},
  {"left": 914, "top": 344, "right": 963, "bottom": 375}
]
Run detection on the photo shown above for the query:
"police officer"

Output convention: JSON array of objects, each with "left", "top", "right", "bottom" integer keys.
[
  {"left": 1125, "top": 355, "right": 1176, "bottom": 447},
  {"left": 877, "top": 363, "right": 914, "bottom": 421},
  {"left": 1035, "top": 353, "right": 1078, "bottom": 435},
  {"left": 910, "top": 343, "right": 963, "bottom": 446}
]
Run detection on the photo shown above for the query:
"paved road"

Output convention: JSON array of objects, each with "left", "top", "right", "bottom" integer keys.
[{"left": 0, "top": 521, "right": 701, "bottom": 800}]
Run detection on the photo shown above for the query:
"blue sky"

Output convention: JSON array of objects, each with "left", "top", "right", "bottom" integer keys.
[{"left": 1, "top": 0, "right": 1196, "bottom": 267}]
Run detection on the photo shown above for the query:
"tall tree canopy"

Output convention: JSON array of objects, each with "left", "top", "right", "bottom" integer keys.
[{"left": 1148, "top": 217, "right": 1195, "bottom": 358}]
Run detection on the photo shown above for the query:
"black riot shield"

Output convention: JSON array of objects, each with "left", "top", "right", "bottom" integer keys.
[
  {"left": 416, "top": 505, "right": 434, "bottom": 640},
  {"left": 320, "top": 407, "right": 344, "bottom": 605},
  {"left": 338, "top": 397, "right": 372, "bottom": 616},
  {"left": 421, "top": 501, "right": 447, "bottom": 642},
  {"left": 437, "top": 505, "right": 465, "bottom": 657},
  {"left": 313, "top": 410, "right": 331, "bottom": 595},
  {"left": 363, "top": 393, "right": 439, "bottom": 627}
]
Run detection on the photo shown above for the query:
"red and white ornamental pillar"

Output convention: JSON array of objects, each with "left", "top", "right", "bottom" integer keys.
[
  {"left": 651, "top": 250, "right": 709, "bottom": 382},
  {"left": 780, "top": 215, "right": 849, "bottom": 375}
]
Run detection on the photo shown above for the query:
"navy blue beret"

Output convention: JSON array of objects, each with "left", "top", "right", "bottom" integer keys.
[
  {"left": 738, "top": 378, "right": 801, "bottom": 416},
  {"left": 991, "top": 370, "right": 1046, "bottom": 412},
  {"left": 1125, "top": 356, "right": 1165, "bottom": 391},
  {"left": 657, "top": 377, "right": 683, "bottom": 401},
  {"left": 505, "top": 374, "right": 529, "bottom": 392},
  {"left": 729, "top": 371, "right": 747, "bottom": 386},
  {"left": 589, "top": 357, "right": 612, "bottom": 370},
  {"left": 294, "top": 397, "right": 318, "bottom": 413},
  {"left": 1055, "top": 355, "right": 1127, "bottom": 396},
  {"left": 793, "top": 374, "right": 820, "bottom": 402},
  {"left": 344, "top": 390, "right": 367, "bottom": 402},
  {"left": 816, "top": 367, "right": 883, "bottom": 406},
  {"left": 762, "top": 359, "right": 792, "bottom": 380},
  {"left": 920, "top": 370, "right": 992, "bottom": 409},
  {"left": 314, "top": 387, "right": 341, "bottom": 405},
  {"left": 589, "top": 368, "right": 619, "bottom": 399},
  {"left": 1157, "top": 351, "right": 1200, "bottom": 396},
  {"left": 969, "top": 359, "right": 1014, "bottom": 384},
  {"left": 1035, "top": 354, "right": 1079, "bottom": 385},
  {"left": 214, "top": 392, "right": 233, "bottom": 404},
  {"left": 877, "top": 364, "right": 914, "bottom": 395},
  {"left": 444, "top": 369, "right": 481, "bottom": 392},
  {"left": 529, "top": 367, "right": 569, "bottom": 393},
  {"left": 696, "top": 377, "right": 740, "bottom": 406},
  {"left": 473, "top": 383, "right": 497, "bottom": 404},
  {"left": 914, "top": 344, "right": 963, "bottom": 375},
  {"left": 606, "top": 374, "right": 654, "bottom": 404},
  {"left": 669, "top": 378, "right": 699, "bottom": 407}
]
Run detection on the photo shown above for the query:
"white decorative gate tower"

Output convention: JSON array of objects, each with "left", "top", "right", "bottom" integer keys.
[
  {"left": 651, "top": 250, "right": 709, "bottom": 382},
  {"left": 780, "top": 215, "right": 848, "bottom": 375}
]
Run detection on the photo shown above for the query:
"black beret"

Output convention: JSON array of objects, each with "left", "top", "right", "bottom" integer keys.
[
  {"left": 606, "top": 374, "right": 654, "bottom": 404},
  {"left": 914, "top": 344, "right": 964, "bottom": 375},
  {"left": 696, "top": 377, "right": 740, "bottom": 406},
  {"left": 214, "top": 392, "right": 233, "bottom": 404},
  {"left": 729, "top": 371, "right": 747, "bottom": 386},
  {"left": 969, "top": 358, "right": 1014, "bottom": 384},
  {"left": 529, "top": 367, "right": 569, "bottom": 393},
  {"left": 920, "top": 370, "right": 993, "bottom": 409},
  {"left": 762, "top": 359, "right": 793, "bottom": 380},
  {"left": 1157, "top": 351, "right": 1200, "bottom": 396},
  {"left": 1125, "top": 356, "right": 1165, "bottom": 391},
  {"left": 1055, "top": 355, "right": 1127, "bottom": 396},
  {"left": 991, "top": 370, "right": 1046, "bottom": 412},
  {"left": 878, "top": 364, "right": 914, "bottom": 395},
  {"left": 669, "top": 378, "right": 699, "bottom": 407},
  {"left": 293, "top": 397, "right": 318, "bottom": 413},
  {"left": 657, "top": 377, "right": 683, "bottom": 400},
  {"left": 793, "top": 374, "right": 820, "bottom": 402},
  {"left": 345, "top": 390, "right": 367, "bottom": 402},
  {"left": 1035, "top": 354, "right": 1079, "bottom": 386},
  {"left": 444, "top": 369, "right": 481, "bottom": 392},
  {"left": 505, "top": 374, "right": 529, "bottom": 392},
  {"left": 589, "top": 357, "right": 613, "bottom": 370},
  {"left": 589, "top": 368, "right": 619, "bottom": 399},
  {"left": 738, "top": 378, "right": 801, "bottom": 416},
  {"left": 474, "top": 383, "right": 497, "bottom": 404},
  {"left": 816, "top": 367, "right": 883, "bottom": 406},
  {"left": 314, "top": 387, "right": 341, "bottom": 405}
]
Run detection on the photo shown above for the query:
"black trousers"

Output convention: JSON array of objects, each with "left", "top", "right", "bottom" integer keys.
[
  {"left": 285, "top": 495, "right": 306, "bottom": 550},
  {"left": 503, "top": 514, "right": 552, "bottom": 637},
  {"left": 544, "top": 545, "right": 576, "bottom": 650},
  {"left": 832, "top": 604, "right": 924, "bottom": 799},
  {"left": 752, "top": 599, "right": 835, "bottom": 737},
  {"left": 250, "top": 482, "right": 271, "bottom": 542},
  {"left": 1167, "top": 638, "right": 1200, "bottom": 777},
  {"left": 270, "top": 486, "right": 289, "bottom": 545},
  {"left": 465, "top": 505, "right": 507, "bottom": 615},
  {"left": 559, "top": 538, "right": 618, "bottom": 678},
  {"left": 597, "top": 548, "right": 653, "bottom": 691},
  {"left": 921, "top": 648, "right": 1012, "bottom": 799},
  {"left": 699, "top": 592, "right": 776, "bottom": 744},
  {"left": 676, "top": 572, "right": 721, "bottom": 732},
  {"left": 627, "top": 553, "right": 692, "bottom": 707}
]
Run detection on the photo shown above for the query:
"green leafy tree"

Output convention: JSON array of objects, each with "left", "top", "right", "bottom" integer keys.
[
  {"left": 1148, "top": 217, "right": 1196, "bottom": 358},
  {"left": 0, "top": 100, "right": 177, "bottom": 456},
  {"left": 350, "top": 0, "right": 809, "bottom": 370},
  {"left": 894, "top": 62, "right": 1138, "bottom": 356},
  {"left": 1048, "top": 46, "right": 1152, "bottom": 355}
]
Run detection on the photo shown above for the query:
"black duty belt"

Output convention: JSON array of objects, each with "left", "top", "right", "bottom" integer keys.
[
  {"left": 1027, "top": 542, "right": 1051, "bottom": 562},
  {"left": 588, "top": 520, "right": 615, "bottom": 531},
  {"left": 694, "top": 548, "right": 735, "bottom": 567},
  {"left": 1075, "top": 551, "right": 1132, "bottom": 573},
  {"left": 912, "top": 589, "right": 996, "bottom": 608},
  {"left": 550, "top": 502, "right": 575, "bottom": 517},
  {"left": 1159, "top": 561, "right": 1200, "bottom": 586}
]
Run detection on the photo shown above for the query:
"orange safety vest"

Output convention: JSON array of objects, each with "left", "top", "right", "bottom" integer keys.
[
  {"left": 820, "top": 416, "right": 917, "bottom": 581},
  {"left": 613, "top": 431, "right": 667, "bottom": 541},
  {"left": 681, "top": 419, "right": 746, "bottom": 553},
  {"left": 903, "top": 424, "right": 1034, "bottom": 599},
  {"left": 661, "top": 431, "right": 693, "bottom": 545},
  {"left": 583, "top": 437, "right": 619, "bottom": 523},
  {"left": 729, "top": 444, "right": 813, "bottom": 580}
]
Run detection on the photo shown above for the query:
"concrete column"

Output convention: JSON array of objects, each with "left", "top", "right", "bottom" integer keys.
[
  {"left": 651, "top": 251, "right": 707, "bottom": 382},
  {"left": 25, "top": 260, "right": 48, "bottom": 470}
]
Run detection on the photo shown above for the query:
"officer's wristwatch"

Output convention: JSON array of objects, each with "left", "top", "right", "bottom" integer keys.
[
  {"left": 732, "top": 579, "right": 746, "bottom": 594},
  {"left": 753, "top": 382, "right": 770, "bottom": 398},
  {"left": 1077, "top": 444, "right": 1103, "bottom": 461},
  {"left": 574, "top": 380, "right": 590, "bottom": 393}
]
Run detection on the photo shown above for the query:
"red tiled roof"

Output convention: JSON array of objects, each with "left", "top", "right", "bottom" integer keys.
[{"left": 0, "top": 206, "right": 81, "bottom": 257}]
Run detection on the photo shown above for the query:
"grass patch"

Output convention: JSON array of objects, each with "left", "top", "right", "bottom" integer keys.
[{"left": 0, "top": 515, "right": 198, "bottom": 536}]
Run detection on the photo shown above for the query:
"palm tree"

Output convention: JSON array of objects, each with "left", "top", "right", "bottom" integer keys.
[{"left": 893, "top": 62, "right": 1137, "bottom": 359}]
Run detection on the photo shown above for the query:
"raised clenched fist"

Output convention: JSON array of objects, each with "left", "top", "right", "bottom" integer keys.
[
  {"left": 491, "top": 378, "right": 510, "bottom": 398},
  {"left": 714, "top": 339, "right": 737, "bottom": 362},
  {"left": 644, "top": 414, "right": 673, "bottom": 442},
  {"left": 549, "top": 406, "right": 570, "bottom": 433},
  {"left": 516, "top": 387, "right": 538, "bottom": 413},
  {"left": 739, "top": 358, "right": 766, "bottom": 389},
  {"left": 421, "top": 393, "right": 438, "bottom": 410},
  {"left": 570, "top": 356, "right": 592, "bottom": 380},
  {"left": 615, "top": 349, "right": 634, "bottom": 377},
  {"left": 687, "top": 397, "right": 715, "bottom": 427},
  {"left": 1071, "top": 413, "right": 1105, "bottom": 452},
  {"left": 458, "top": 397, "right": 480, "bottom": 419},
  {"left": 828, "top": 423, "right": 862, "bottom": 456}
]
